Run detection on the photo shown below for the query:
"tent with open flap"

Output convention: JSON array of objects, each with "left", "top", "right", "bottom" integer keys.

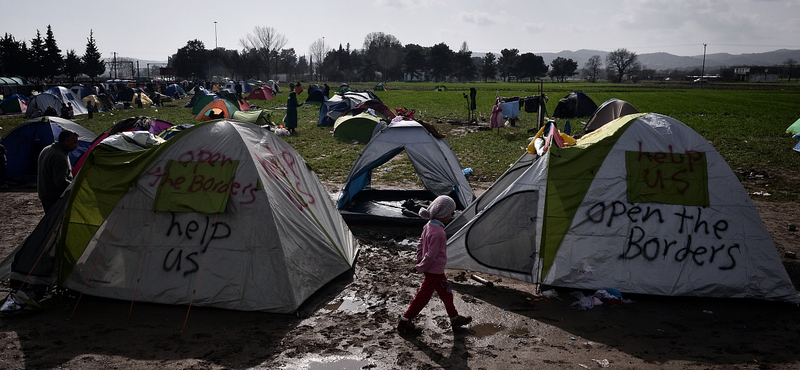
[
  {"left": 2, "top": 120, "right": 359, "bottom": 313},
  {"left": 337, "top": 120, "right": 474, "bottom": 226},
  {"left": 446, "top": 112, "right": 799, "bottom": 303}
]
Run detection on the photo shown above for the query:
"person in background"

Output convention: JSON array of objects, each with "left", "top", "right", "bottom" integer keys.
[
  {"left": 284, "top": 91, "right": 303, "bottom": 134},
  {"left": 397, "top": 195, "right": 472, "bottom": 335},
  {"left": 0, "top": 144, "right": 8, "bottom": 189},
  {"left": 37, "top": 129, "right": 78, "bottom": 213},
  {"left": 86, "top": 100, "right": 94, "bottom": 119}
]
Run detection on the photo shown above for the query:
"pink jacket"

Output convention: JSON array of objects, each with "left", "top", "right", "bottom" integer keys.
[{"left": 415, "top": 220, "right": 448, "bottom": 274}]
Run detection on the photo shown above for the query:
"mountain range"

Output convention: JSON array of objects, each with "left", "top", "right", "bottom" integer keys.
[{"left": 536, "top": 49, "right": 800, "bottom": 71}]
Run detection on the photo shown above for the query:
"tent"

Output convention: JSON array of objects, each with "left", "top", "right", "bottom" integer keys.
[
  {"left": 2, "top": 120, "right": 359, "bottom": 313},
  {"left": 305, "top": 85, "right": 327, "bottom": 105},
  {"left": 165, "top": 84, "right": 188, "bottom": 99},
  {"left": 553, "top": 91, "right": 598, "bottom": 118},
  {"left": 69, "top": 85, "right": 95, "bottom": 100},
  {"left": 446, "top": 151, "right": 540, "bottom": 237},
  {"left": 247, "top": 86, "right": 274, "bottom": 101},
  {"left": 786, "top": 117, "right": 800, "bottom": 135},
  {"left": 195, "top": 99, "right": 239, "bottom": 120},
  {"left": 72, "top": 115, "right": 175, "bottom": 176},
  {"left": 232, "top": 109, "right": 272, "bottom": 126},
  {"left": 24, "top": 93, "right": 63, "bottom": 117},
  {"left": 446, "top": 112, "right": 799, "bottom": 303},
  {"left": 374, "top": 82, "right": 387, "bottom": 91},
  {"left": 583, "top": 98, "right": 639, "bottom": 133},
  {"left": 265, "top": 80, "right": 281, "bottom": 93},
  {"left": 44, "top": 86, "right": 89, "bottom": 116},
  {"left": 184, "top": 88, "right": 210, "bottom": 108},
  {"left": 223, "top": 80, "right": 253, "bottom": 94},
  {"left": 0, "top": 94, "right": 29, "bottom": 114},
  {"left": 317, "top": 91, "right": 381, "bottom": 126},
  {"left": 115, "top": 88, "right": 153, "bottom": 106},
  {"left": 337, "top": 120, "right": 475, "bottom": 226},
  {"left": 333, "top": 110, "right": 384, "bottom": 143},
  {"left": 0, "top": 116, "right": 97, "bottom": 183}
]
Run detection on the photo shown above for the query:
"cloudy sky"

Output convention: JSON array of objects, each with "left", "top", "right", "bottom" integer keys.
[{"left": 4, "top": 0, "right": 799, "bottom": 62}]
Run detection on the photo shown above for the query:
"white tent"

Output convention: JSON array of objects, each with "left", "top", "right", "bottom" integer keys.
[
  {"left": 44, "top": 86, "right": 88, "bottom": 115},
  {"left": 447, "top": 113, "right": 799, "bottom": 303},
  {"left": 7, "top": 120, "right": 359, "bottom": 313}
]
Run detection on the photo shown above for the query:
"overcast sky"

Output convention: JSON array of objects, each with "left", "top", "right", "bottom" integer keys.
[{"left": 4, "top": 0, "right": 799, "bottom": 63}]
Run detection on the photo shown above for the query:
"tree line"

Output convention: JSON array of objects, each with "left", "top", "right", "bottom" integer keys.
[
  {"left": 1, "top": 25, "right": 648, "bottom": 84},
  {"left": 0, "top": 26, "right": 105, "bottom": 83}
]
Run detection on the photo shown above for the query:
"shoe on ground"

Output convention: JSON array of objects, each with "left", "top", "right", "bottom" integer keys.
[
  {"left": 397, "top": 318, "right": 422, "bottom": 335},
  {"left": 450, "top": 315, "right": 472, "bottom": 328}
]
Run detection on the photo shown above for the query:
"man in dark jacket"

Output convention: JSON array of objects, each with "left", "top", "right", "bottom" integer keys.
[{"left": 37, "top": 129, "right": 78, "bottom": 212}]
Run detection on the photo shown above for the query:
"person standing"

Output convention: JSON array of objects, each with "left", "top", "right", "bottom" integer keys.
[
  {"left": 284, "top": 91, "right": 303, "bottom": 134},
  {"left": 37, "top": 129, "right": 78, "bottom": 212},
  {"left": 398, "top": 195, "right": 472, "bottom": 335},
  {"left": 0, "top": 144, "right": 8, "bottom": 189}
]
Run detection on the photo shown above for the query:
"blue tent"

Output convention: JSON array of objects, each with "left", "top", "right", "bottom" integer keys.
[
  {"left": 165, "top": 84, "right": 187, "bottom": 98},
  {"left": 0, "top": 116, "right": 97, "bottom": 183}
]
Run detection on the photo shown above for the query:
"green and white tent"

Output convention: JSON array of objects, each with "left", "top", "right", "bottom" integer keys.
[
  {"left": 447, "top": 113, "right": 799, "bottom": 303},
  {"left": 5, "top": 120, "right": 358, "bottom": 313}
]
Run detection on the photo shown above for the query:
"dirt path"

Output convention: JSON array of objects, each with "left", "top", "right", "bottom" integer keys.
[{"left": 0, "top": 187, "right": 798, "bottom": 369}]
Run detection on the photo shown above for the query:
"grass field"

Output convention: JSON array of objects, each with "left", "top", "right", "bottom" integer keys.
[{"left": 2, "top": 81, "right": 799, "bottom": 201}]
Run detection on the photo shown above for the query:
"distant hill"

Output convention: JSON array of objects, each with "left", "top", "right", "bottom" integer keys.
[{"left": 531, "top": 49, "right": 800, "bottom": 71}]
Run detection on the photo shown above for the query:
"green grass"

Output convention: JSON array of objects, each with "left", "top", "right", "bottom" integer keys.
[{"left": 2, "top": 81, "right": 799, "bottom": 201}]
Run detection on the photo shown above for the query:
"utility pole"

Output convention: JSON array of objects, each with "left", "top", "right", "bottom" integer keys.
[
  {"left": 214, "top": 21, "right": 218, "bottom": 49},
  {"left": 701, "top": 43, "right": 707, "bottom": 88}
]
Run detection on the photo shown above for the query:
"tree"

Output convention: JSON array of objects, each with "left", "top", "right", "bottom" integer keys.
[
  {"left": 363, "top": 32, "right": 402, "bottom": 81},
  {"left": 549, "top": 57, "right": 578, "bottom": 82},
  {"left": 481, "top": 52, "right": 497, "bottom": 82},
  {"left": 0, "top": 33, "right": 28, "bottom": 77},
  {"left": 403, "top": 43, "right": 428, "bottom": 81},
  {"left": 63, "top": 49, "right": 82, "bottom": 83},
  {"left": 82, "top": 30, "right": 105, "bottom": 82},
  {"left": 296, "top": 56, "right": 308, "bottom": 79},
  {"left": 582, "top": 55, "right": 602, "bottom": 82},
  {"left": 514, "top": 53, "right": 547, "bottom": 82},
  {"left": 498, "top": 48, "right": 519, "bottom": 81},
  {"left": 453, "top": 42, "right": 476, "bottom": 82},
  {"left": 171, "top": 39, "right": 209, "bottom": 80},
  {"left": 28, "top": 30, "right": 45, "bottom": 80},
  {"left": 239, "top": 26, "right": 288, "bottom": 80},
  {"left": 785, "top": 58, "right": 797, "bottom": 82},
  {"left": 42, "top": 25, "right": 64, "bottom": 79},
  {"left": 429, "top": 42, "right": 454, "bottom": 82},
  {"left": 308, "top": 38, "right": 328, "bottom": 80},
  {"left": 606, "top": 48, "right": 639, "bottom": 83},
  {"left": 278, "top": 48, "right": 297, "bottom": 79}
]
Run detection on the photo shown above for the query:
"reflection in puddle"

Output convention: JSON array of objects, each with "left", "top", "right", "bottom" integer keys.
[
  {"left": 307, "top": 358, "right": 370, "bottom": 370},
  {"left": 470, "top": 323, "right": 503, "bottom": 338},
  {"left": 324, "top": 298, "right": 366, "bottom": 313},
  {"left": 281, "top": 354, "right": 371, "bottom": 370}
]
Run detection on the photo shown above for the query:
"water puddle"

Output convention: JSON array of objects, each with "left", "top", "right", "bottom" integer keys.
[
  {"left": 307, "top": 358, "right": 370, "bottom": 370},
  {"left": 324, "top": 298, "right": 367, "bottom": 313},
  {"left": 281, "top": 354, "right": 371, "bottom": 370},
  {"left": 470, "top": 323, "right": 504, "bottom": 338}
]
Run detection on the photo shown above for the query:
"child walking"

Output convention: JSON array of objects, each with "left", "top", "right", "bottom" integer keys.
[{"left": 398, "top": 195, "right": 472, "bottom": 335}]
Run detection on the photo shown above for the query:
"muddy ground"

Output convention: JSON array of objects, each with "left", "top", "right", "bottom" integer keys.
[{"left": 0, "top": 181, "right": 799, "bottom": 370}]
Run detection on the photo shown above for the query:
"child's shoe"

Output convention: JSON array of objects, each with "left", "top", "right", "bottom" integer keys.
[
  {"left": 397, "top": 317, "right": 422, "bottom": 335},
  {"left": 450, "top": 315, "right": 472, "bottom": 329}
]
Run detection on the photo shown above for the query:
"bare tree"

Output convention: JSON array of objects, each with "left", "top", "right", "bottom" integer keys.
[
  {"left": 606, "top": 48, "right": 638, "bottom": 83},
  {"left": 308, "top": 38, "right": 328, "bottom": 80},
  {"left": 239, "top": 26, "right": 288, "bottom": 80},
  {"left": 583, "top": 55, "right": 602, "bottom": 82},
  {"left": 785, "top": 58, "right": 797, "bottom": 82}
]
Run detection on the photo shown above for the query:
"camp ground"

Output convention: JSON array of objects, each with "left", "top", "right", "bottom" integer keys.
[
  {"left": 337, "top": 120, "right": 475, "bottom": 226},
  {"left": 446, "top": 112, "right": 799, "bottom": 303},
  {"left": 1, "top": 120, "right": 358, "bottom": 313}
]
